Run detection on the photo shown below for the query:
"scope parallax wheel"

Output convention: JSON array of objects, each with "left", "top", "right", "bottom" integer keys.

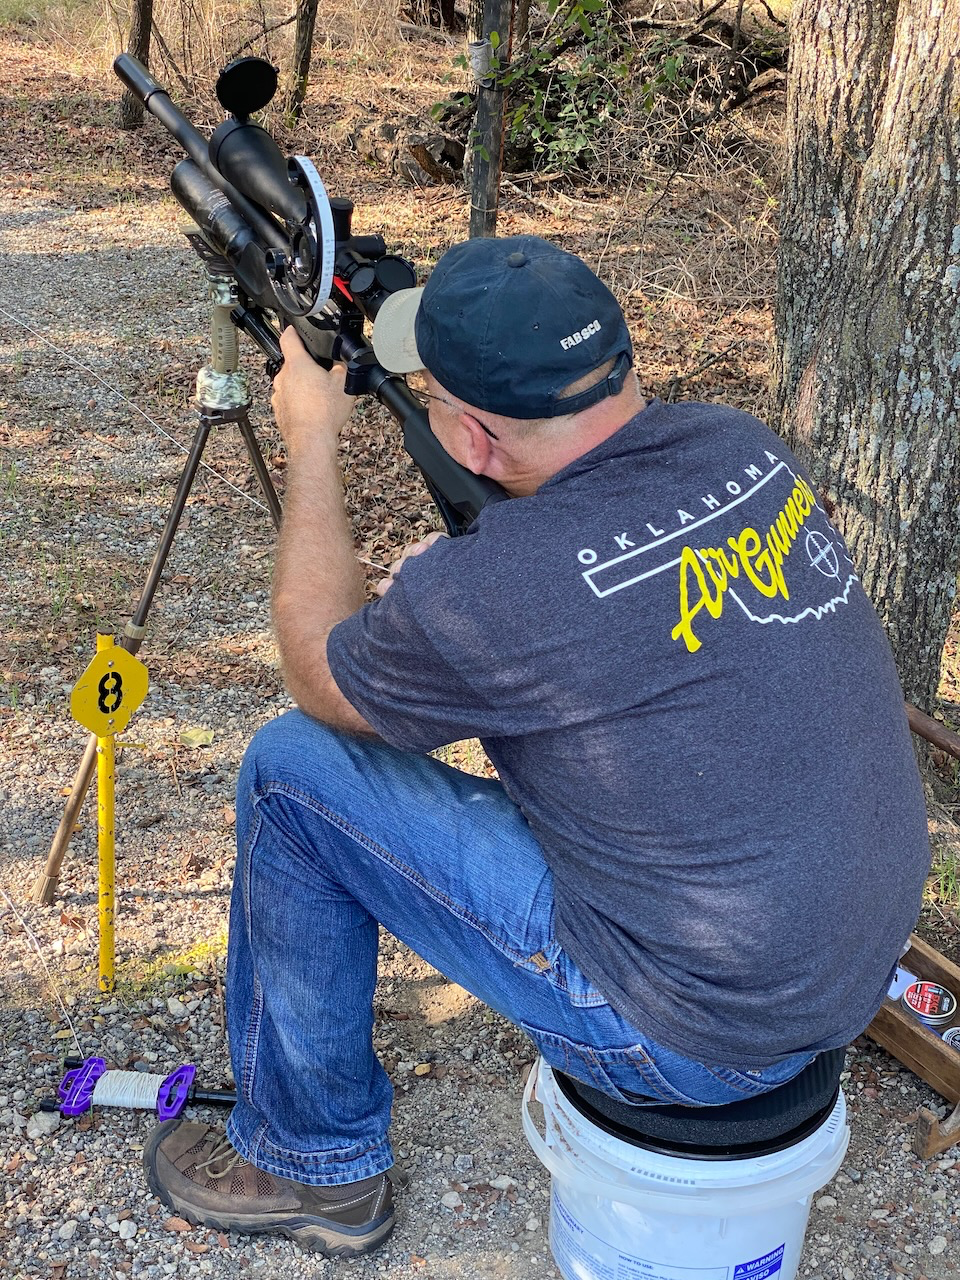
[{"left": 266, "top": 156, "right": 336, "bottom": 319}]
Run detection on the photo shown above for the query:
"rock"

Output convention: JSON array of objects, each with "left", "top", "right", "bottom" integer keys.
[
  {"left": 490, "top": 1175, "right": 515, "bottom": 1191},
  {"left": 166, "top": 996, "right": 187, "bottom": 1017},
  {"left": 815, "top": 1194, "right": 837, "bottom": 1210},
  {"left": 929, "top": 1236, "right": 948, "bottom": 1255},
  {"left": 58, "top": 1220, "right": 79, "bottom": 1241},
  {"left": 525, "top": 1216, "right": 540, "bottom": 1232},
  {"left": 440, "top": 1191, "right": 463, "bottom": 1210},
  {"left": 26, "top": 1110, "right": 61, "bottom": 1138},
  {"left": 118, "top": 1219, "right": 137, "bottom": 1240}
]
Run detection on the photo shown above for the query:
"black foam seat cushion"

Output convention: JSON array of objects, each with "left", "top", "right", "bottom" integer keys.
[{"left": 555, "top": 1046, "right": 846, "bottom": 1160}]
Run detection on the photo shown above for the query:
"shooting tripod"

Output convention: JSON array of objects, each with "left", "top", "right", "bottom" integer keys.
[{"left": 31, "top": 258, "right": 282, "bottom": 905}]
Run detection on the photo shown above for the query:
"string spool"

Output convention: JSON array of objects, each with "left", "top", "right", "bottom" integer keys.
[
  {"left": 44, "top": 1056, "right": 236, "bottom": 1120},
  {"left": 91, "top": 1069, "right": 172, "bottom": 1110}
]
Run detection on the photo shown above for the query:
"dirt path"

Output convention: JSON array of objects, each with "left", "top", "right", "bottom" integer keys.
[{"left": 0, "top": 31, "right": 957, "bottom": 1280}]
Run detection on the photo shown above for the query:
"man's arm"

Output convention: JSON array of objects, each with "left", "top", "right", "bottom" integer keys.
[{"left": 270, "top": 326, "right": 376, "bottom": 734}]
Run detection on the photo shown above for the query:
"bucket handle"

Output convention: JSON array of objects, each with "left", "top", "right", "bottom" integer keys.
[{"left": 521, "top": 1058, "right": 850, "bottom": 1218}]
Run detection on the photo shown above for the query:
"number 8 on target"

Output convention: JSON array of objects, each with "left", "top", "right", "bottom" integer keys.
[{"left": 70, "top": 636, "right": 149, "bottom": 991}]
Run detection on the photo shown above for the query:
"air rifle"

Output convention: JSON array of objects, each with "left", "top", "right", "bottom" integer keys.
[{"left": 113, "top": 53, "right": 505, "bottom": 535}]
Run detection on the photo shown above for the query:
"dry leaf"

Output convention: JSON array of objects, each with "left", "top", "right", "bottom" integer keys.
[
  {"left": 179, "top": 726, "right": 214, "bottom": 748},
  {"left": 162, "top": 1216, "right": 193, "bottom": 1233},
  {"left": 182, "top": 1240, "right": 210, "bottom": 1254}
]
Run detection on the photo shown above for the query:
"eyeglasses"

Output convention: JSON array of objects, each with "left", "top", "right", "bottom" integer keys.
[
  {"left": 404, "top": 382, "right": 449, "bottom": 410},
  {"left": 403, "top": 377, "right": 500, "bottom": 440}
]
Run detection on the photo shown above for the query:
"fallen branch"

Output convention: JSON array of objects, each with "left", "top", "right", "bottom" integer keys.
[{"left": 664, "top": 341, "right": 745, "bottom": 401}]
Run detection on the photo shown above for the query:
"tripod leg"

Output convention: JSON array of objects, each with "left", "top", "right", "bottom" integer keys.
[
  {"left": 31, "top": 416, "right": 214, "bottom": 905},
  {"left": 237, "top": 409, "right": 282, "bottom": 529}
]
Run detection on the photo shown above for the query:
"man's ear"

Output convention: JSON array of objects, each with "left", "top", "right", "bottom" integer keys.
[{"left": 458, "top": 412, "right": 495, "bottom": 475}]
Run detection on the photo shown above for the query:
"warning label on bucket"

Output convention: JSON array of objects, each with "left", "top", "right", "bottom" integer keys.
[
  {"left": 550, "top": 1191, "right": 730, "bottom": 1280},
  {"left": 733, "top": 1247, "right": 785, "bottom": 1280}
]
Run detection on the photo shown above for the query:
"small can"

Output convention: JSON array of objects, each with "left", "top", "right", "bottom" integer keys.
[
  {"left": 901, "top": 980, "right": 958, "bottom": 1026},
  {"left": 942, "top": 1026, "right": 960, "bottom": 1048}
]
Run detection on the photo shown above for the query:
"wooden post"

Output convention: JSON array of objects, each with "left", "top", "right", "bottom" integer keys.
[
  {"left": 117, "top": 0, "right": 154, "bottom": 130},
  {"left": 468, "top": 0, "right": 511, "bottom": 238}
]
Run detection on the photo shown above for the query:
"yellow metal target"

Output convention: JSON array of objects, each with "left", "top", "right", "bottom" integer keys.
[{"left": 71, "top": 644, "right": 149, "bottom": 738}]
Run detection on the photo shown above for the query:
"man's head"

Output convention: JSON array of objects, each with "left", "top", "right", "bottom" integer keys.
[{"left": 371, "top": 235, "right": 634, "bottom": 420}]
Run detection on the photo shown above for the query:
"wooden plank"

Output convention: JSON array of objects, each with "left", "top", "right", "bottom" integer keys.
[
  {"left": 864, "top": 936, "right": 960, "bottom": 1154},
  {"left": 901, "top": 933, "right": 960, "bottom": 988},
  {"left": 915, "top": 1102, "right": 960, "bottom": 1159},
  {"left": 868, "top": 1001, "right": 960, "bottom": 1103},
  {"left": 865, "top": 934, "right": 960, "bottom": 1108}
]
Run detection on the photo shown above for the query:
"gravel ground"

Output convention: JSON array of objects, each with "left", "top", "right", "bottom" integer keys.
[{"left": 1, "top": 52, "right": 958, "bottom": 1280}]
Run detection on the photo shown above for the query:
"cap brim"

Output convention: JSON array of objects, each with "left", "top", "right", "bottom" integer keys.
[{"left": 371, "top": 288, "right": 426, "bottom": 374}]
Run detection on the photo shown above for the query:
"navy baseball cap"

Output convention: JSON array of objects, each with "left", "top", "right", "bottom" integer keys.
[{"left": 371, "top": 235, "right": 633, "bottom": 419}]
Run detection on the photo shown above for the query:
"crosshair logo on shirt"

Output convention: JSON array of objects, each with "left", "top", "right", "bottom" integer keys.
[{"left": 805, "top": 530, "right": 840, "bottom": 579}]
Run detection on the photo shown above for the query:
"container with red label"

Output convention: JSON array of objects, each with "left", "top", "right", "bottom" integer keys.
[{"left": 901, "top": 980, "right": 958, "bottom": 1026}]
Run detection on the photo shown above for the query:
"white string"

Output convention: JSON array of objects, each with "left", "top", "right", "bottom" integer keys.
[
  {"left": 91, "top": 1069, "right": 165, "bottom": 1110},
  {"left": 0, "top": 304, "right": 274, "bottom": 516},
  {"left": 0, "top": 885, "right": 84, "bottom": 1058}
]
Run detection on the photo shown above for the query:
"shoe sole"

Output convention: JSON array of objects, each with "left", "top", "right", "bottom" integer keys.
[{"left": 143, "top": 1127, "right": 395, "bottom": 1258}]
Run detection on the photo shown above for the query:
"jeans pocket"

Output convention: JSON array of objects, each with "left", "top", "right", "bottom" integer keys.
[
  {"left": 520, "top": 1022, "right": 705, "bottom": 1107},
  {"left": 702, "top": 1053, "right": 817, "bottom": 1099},
  {"left": 534, "top": 943, "right": 612, "bottom": 1010}
]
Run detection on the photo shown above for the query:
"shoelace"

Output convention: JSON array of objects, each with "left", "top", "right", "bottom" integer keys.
[{"left": 196, "top": 1131, "right": 248, "bottom": 1181}]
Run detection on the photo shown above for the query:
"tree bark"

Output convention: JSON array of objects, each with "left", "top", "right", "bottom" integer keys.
[
  {"left": 514, "top": 0, "right": 530, "bottom": 49},
  {"left": 468, "top": 0, "right": 510, "bottom": 237},
  {"left": 289, "top": 0, "right": 320, "bottom": 122},
  {"left": 117, "top": 0, "right": 154, "bottom": 130},
  {"left": 427, "top": 0, "right": 458, "bottom": 27},
  {"left": 772, "top": 0, "right": 960, "bottom": 709}
]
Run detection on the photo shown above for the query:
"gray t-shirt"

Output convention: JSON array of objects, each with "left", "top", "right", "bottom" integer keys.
[{"left": 327, "top": 399, "right": 930, "bottom": 1068}]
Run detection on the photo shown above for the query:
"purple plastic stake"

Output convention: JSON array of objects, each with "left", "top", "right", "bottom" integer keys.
[
  {"left": 156, "top": 1063, "right": 196, "bottom": 1120},
  {"left": 58, "top": 1056, "right": 108, "bottom": 1116}
]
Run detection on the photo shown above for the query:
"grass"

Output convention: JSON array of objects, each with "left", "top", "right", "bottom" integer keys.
[
  {"left": 112, "top": 928, "right": 228, "bottom": 996},
  {"left": 0, "top": 0, "right": 77, "bottom": 24}
]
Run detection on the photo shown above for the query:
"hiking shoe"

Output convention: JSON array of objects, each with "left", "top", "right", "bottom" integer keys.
[{"left": 143, "top": 1119, "right": 399, "bottom": 1256}]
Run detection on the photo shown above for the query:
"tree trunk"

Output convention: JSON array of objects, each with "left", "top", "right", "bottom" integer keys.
[
  {"left": 468, "top": 0, "right": 510, "bottom": 237},
  {"left": 117, "top": 0, "right": 154, "bottom": 130},
  {"left": 427, "top": 0, "right": 458, "bottom": 27},
  {"left": 772, "top": 0, "right": 960, "bottom": 709},
  {"left": 289, "top": 0, "right": 319, "bottom": 122},
  {"left": 514, "top": 0, "right": 530, "bottom": 49}
]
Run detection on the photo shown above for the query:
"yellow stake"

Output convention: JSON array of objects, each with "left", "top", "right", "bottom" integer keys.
[
  {"left": 95, "top": 635, "right": 116, "bottom": 992},
  {"left": 70, "top": 634, "right": 149, "bottom": 993},
  {"left": 97, "top": 728, "right": 116, "bottom": 987}
]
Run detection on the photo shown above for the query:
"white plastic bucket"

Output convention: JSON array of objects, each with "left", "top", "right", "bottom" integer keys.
[{"left": 522, "top": 1057, "right": 849, "bottom": 1280}]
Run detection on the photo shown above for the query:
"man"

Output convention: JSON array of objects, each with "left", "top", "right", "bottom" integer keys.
[{"left": 141, "top": 236, "right": 930, "bottom": 1256}]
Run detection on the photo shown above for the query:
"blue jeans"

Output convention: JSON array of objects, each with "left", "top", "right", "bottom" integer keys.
[{"left": 225, "top": 711, "right": 814, "bottom": 1185}]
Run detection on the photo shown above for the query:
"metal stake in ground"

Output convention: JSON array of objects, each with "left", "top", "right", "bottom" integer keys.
[{"left": 69, "top": 635, "right": 149, "bottom": 991}]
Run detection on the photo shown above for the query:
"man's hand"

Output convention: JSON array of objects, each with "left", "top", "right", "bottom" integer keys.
[
  {"left": 271, "top": 326, "right": 356, "bottom": 459},
  {"left": 376, "top": 531, "right": 449, "bottom": 597}
]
